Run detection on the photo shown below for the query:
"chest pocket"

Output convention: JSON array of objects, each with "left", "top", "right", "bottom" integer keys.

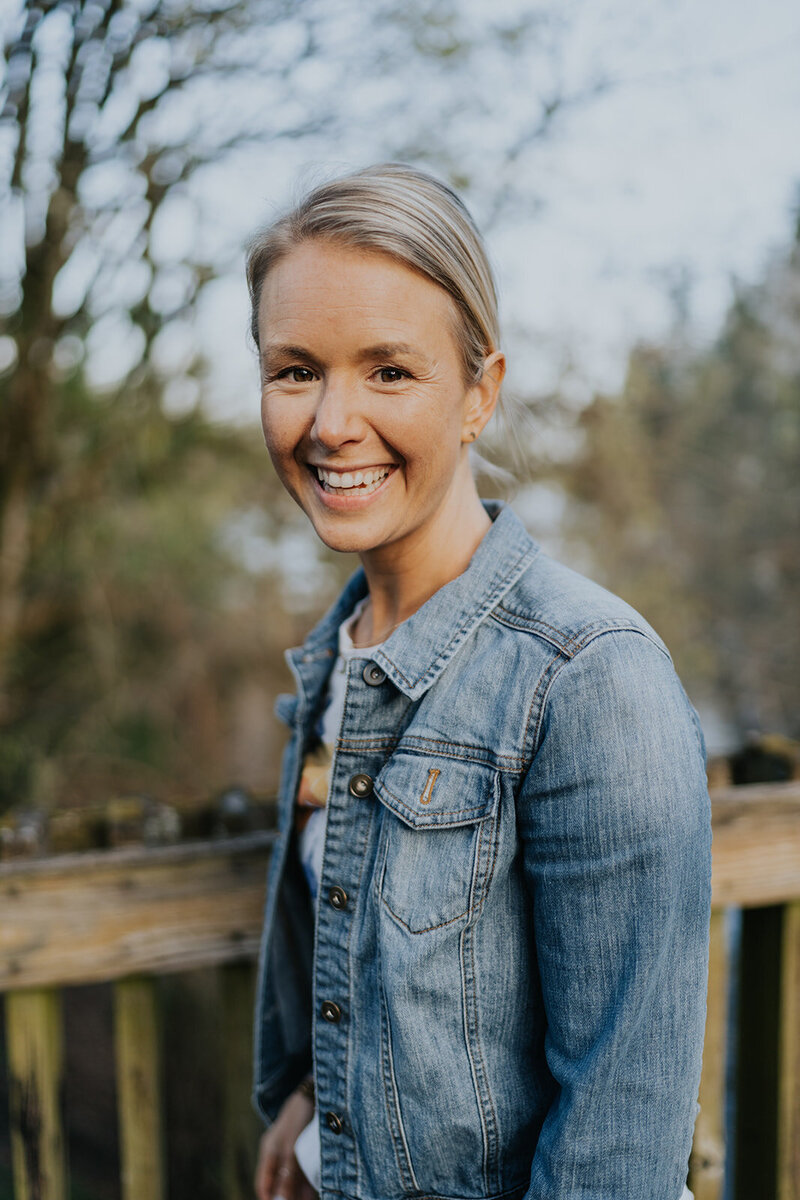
[{"left": 373, "top": 753, "right": 500, "bottom": 934}]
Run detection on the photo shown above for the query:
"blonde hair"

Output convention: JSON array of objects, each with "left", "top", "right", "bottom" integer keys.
[{"left": 245, "top": 163, "right": 500, "bottom": 385}]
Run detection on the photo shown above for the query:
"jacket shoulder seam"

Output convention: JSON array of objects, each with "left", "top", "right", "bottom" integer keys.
[
  {"left": 522, "top": 625, "right": 673, "bottom": 766},
  {"left": 493, "top": 603, "right": 663, "bottom": 660}
]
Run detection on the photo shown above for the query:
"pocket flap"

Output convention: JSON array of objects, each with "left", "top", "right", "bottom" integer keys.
[{"left": 374, "top": 753, "right": 498, "bottom": 830}]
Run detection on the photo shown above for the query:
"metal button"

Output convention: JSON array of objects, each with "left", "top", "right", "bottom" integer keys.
[
  {"left": 321, "top": 1000, "right": 342, "bottom": 1023},
  {"left": 329, "top": 885, "right": 348, "bottom": 910},
  {"left": 325, "top": 1111, "right": 343, "bottom": 1135},
  {"left": 363, "top": 662, "right": 387, "bottom": 686},
  {"left": 349, "top": 773, "right": 373, "bottom": 797}
]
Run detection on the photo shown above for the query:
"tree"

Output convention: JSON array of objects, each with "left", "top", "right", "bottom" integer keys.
[
  {"left": 0, "top": 0, "right": 356, "bottom": 807},
  {"left": 1, "top": 0, "right": 598, "bottom": 809},
  {"left": 560, "top": 224, "right": 800, "bottom": 740},
  {"left": 3, "top": 0, "right": 647, "bottom": 814}
]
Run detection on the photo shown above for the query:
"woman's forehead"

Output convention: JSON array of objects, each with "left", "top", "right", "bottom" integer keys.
[{"left": 257, "top": 240, "right": 462, "bottom": 353}]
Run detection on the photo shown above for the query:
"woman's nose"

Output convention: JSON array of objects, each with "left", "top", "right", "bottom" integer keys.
[{"left": 310, "top": 377, "right": 366, "bottom": 448}]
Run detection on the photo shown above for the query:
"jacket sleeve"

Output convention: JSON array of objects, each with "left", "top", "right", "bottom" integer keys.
[{"left": 517, "top": 629, "right": 711, "bottom": 1200}]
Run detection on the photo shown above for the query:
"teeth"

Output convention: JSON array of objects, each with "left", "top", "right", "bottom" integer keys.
[{"left": 315, "top": 466, "right": 391, "bottom": 495}]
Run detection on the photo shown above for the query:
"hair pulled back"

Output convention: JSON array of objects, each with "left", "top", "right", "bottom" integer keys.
[{"left": 246, "top": 163, "right": 500, "bottom": 385}]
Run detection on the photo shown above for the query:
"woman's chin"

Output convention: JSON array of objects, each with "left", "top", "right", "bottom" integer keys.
[{"left": 311, "top": 521, "right": 386, "bottom": 556}]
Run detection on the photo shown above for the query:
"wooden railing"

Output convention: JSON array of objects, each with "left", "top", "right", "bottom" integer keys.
[
  {"left": 1, "top": 783, "right": 799, "bottom": 1200},
  {"left": 689, "top": 782, "right": 800, "bottom": 1200},
  {"left": 1, "top": 826, "right": 274, "bottom": 1200}
]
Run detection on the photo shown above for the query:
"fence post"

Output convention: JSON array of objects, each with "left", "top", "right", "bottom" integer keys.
[
  {"left": 114, "top": 975, "right": 166, "bottom": 1200},
  {"left": 5, "top": 987, "right": 68, "bottom": 1200},
  {"left": 735, "top": 905, "right": 782, "bottom": 1199},
  {"left": 778, "top": 900, "right": 800, "bottom": 1200},
  {"left": 689, "top": 909, "right": 729, "bottom": 1200},
  {"left": 221, "top": 961, "right": 259, "bottom": 1200}
]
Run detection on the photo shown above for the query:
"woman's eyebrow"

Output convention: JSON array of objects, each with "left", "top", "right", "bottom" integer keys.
[
  {"left": 260, "top": 341, "right": 431, "bottom": 370},
  {"left": 357, "top": 343, "right": 428, "bottom": 363},
  {"left": 261, "top": 343, "right": 316, "bottom": 364}
]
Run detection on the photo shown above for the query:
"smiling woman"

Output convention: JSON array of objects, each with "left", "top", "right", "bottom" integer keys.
[
  {"left": 246, "top": 164, "right": 709, "bottom": 1200},
  {"left": 255, "top": 239, "right": 503, "bottom": 596}
]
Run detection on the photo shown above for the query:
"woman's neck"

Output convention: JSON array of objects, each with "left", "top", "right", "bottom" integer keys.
[{"left": 351, "top": 484, "right": 491, "bottom": 648}]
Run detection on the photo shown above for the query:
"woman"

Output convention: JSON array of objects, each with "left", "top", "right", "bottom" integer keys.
[{"left": 249, "top": 163, "right": 710, "bottom": 1200}]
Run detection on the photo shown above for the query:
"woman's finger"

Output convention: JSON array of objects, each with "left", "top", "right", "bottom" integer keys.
[
  {"left": 254, "top": 1141, "right": 278, "bottom": 1200},
  {"left": 273, "top": 1159, "right": 299, "bottom": 1200}
]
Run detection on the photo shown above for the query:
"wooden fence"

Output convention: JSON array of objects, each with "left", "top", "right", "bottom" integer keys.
[{"left": 1, "top": 782, "right": 799, "bottom": 1200}]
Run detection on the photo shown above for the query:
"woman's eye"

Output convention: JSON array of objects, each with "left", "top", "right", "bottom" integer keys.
[
  {"left": 277, "top": 366, "right": 314, "bottom": 383},
  {"left": 376, "top": 367, "right": 407, "bottom": 383}
]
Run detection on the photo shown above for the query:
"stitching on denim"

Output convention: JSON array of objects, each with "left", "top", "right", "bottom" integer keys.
[
  {"left": 358, "top": 737, "right": 523, "bottom": 771},
  {"left": 524, "top": 628, "right": 674, "bottom": 769},
  {"left": 337, "top": 736, "right": 399, "bottom": 749},
  {"left": 478, "top": 778, "right": 501, "bottom": 898},
  {"left": 383, "top": 548, "right": 538, "bottom": 689},
  {"left": 569, "top": 621, "right": 670, "bottom": 654},
  {"left": 377, "top": 776, "right": 493, "bottom": 824},
  {"left": 379, "top": 773, "right": 499, "bottom": 934},
  {"left": 468, "top": 899, "right": 500, "bottom": 1190},
  {"left": 460, "top": 907, "right": 491, "bottom": 1193},
  {"left": 380, "top": 861, "right": 493, "bottom": 935},
  {"left": 494, "top": 605, "right": 671, "bottom": 661},
  {"left": 381, "top": 891, "right": 471, "bottom": 933},
  {"left": 522, "top": 652, "right": 563, "bottom": 764},
  {"left": 389, "top": 737, "right": 526, "bottom": 770},
  {"left": 337, "top": 736, "right": 525, "bottom": 772},
  {"left": 375, "top": 883, "right": 421, "bottom": 1193},
  {"left": 493, "top": 605, "right": 582, "bottom": 652}
]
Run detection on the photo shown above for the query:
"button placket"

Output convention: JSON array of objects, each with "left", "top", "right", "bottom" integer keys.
[{"left": 316, "top": 735, "right": 390, "bottom": 1181}]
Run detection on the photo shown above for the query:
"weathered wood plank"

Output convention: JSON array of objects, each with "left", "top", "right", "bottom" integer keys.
[
  {"left": 114, "top": 976, "right": 165, "bottom": 1200},
  {"left": 710, "top": 784, "right": 800, "bottom": 908},
  {"left": 0, "top": 833, "right": 274, "bottom": 991},
  {"left": 688, "top": 909, "right": 729, "bottom": 1200},
  {"left": 0, "top": 784, "right": 798, "bottom": 991},
  {"left": 778, "top": 900, "right": 800, "bottom": 1200},
  {"left": 221, "top": 962, "right": 260, "bottom": 1200},
  {"left": 5, "top": 987, "right": 68, "bottom": 1200}
]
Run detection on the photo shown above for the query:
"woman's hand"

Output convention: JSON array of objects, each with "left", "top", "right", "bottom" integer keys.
[{"left": 254, "top": 1087, "right": 318, "bottom": 1200}]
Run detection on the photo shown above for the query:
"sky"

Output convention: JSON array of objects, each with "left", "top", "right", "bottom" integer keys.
[
  {"left": 176, "top": 0, "right": 800, "bottom": 423},
  {"left": 3, "top": 0, "right": 799, "bottom": 416}
]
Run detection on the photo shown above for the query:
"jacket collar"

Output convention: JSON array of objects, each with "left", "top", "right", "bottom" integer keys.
[{"left": 287, "top": 501, "right": 539, "bottom": 703}]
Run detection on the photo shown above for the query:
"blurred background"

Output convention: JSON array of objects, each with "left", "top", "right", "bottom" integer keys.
[{"left": 1, "top": 0, "right": 799, "bottom": 1198}]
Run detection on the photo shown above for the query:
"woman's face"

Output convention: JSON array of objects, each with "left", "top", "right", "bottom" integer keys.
[{"left": 257, "top": 239, "right": 499, "bottom": 560}]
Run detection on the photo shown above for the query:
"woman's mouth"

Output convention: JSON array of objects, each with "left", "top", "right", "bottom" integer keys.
[{"left": 312, "top": 465, "right": 393, "bottom": 496}]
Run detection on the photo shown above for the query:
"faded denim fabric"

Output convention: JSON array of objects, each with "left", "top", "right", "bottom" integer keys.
[{"left": 252, "top": 502, "right": 711, "bottom": 1200}]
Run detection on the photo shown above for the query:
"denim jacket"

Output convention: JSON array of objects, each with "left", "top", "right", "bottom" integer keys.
[{"left": 252, "top": 502, "right": 711, "bottom": 1200}]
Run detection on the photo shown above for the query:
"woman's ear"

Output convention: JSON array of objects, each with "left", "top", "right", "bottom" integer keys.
[{"left": 461, "top": 351, "right": 506, "bottom": 443}]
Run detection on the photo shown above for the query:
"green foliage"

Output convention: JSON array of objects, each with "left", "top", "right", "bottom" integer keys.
[
  {"left": 0, "top": 360, "right": 339, "bottom": 811},
  {"left": 561, "top": 237, "right": 800, "bottom": 739}
]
